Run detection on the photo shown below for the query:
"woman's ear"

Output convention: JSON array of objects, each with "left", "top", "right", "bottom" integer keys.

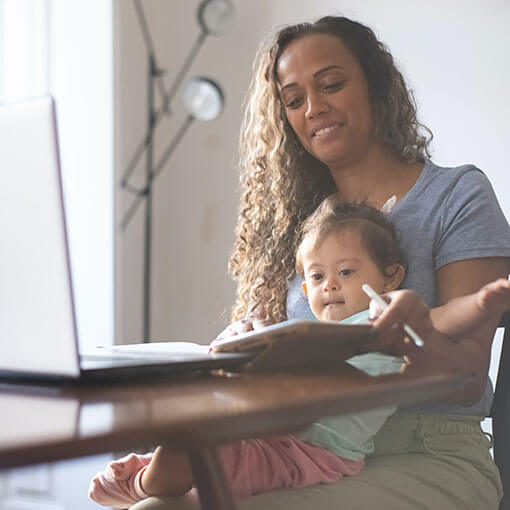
[
  {"left": 382, "top": 264, "right": 405, "bottom": 292},
  {"left": 301, "top": 281, "right": 308, "bottom": 297}
]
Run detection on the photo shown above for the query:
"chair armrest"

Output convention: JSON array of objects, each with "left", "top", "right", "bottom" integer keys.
[{"left": 498, "top": 311, "right": 510, "bottom": 328}]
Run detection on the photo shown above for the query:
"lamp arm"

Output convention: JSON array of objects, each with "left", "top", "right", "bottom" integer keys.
[
  {"left": 123, "top": 181, "right": 147, "bottom": 195},
  {"left": 162, "top": 31, "right": 207, "bottom": 113},
  {"left": 133, "top": 0, "right": 166, "bottom": 102},
  {"left": 119, "top": 30, "right": 208, "bottom": 190},
  {"left": 120, "top": 192, "right": 146, "bottom": 231},
  {"left": 120, "top": 115, "right": 195, "bottom": 230},
  {"left": 151, "top": 115, "right": 194, "bottom": 180}
]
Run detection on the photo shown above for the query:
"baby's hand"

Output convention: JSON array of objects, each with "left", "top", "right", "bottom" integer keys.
[
  {"left": 478, "top": 278, "right": 510, "bottom": 313},
  {"left": 212, "top": 318, "right": 272, "bottom": 343}
]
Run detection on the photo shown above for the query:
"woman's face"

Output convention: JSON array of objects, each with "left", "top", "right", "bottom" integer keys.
[{"left": 276, "top": 33, "right": 376, "bottom": 169}]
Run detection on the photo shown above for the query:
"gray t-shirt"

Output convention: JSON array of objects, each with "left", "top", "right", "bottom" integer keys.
[{"left": 287, "top": 160, "right": 510, "bottom": 416}]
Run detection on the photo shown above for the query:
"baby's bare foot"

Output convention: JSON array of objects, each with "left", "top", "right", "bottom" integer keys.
[
  {"left": 88, "top": 453, "right": 153, "bottom": 508},
  {"left": 109, "top": 453, "right": 152, "bottom": 481},
  {"left": 478, "top": 278, "right": 510, "bottom": 312}
]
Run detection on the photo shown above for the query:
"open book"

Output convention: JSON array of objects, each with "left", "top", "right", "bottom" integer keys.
[
  {"left": 93, "top": 320, "right": 376, "bottom": 373},
  {"left": 90, "top": 341, "right": 210, "bottom": 357},
  {"left": 212, "top": 319, "right": 376, "bottom": 372}
]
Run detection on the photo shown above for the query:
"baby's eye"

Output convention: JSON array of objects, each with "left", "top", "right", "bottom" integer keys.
[
  {"left": 310, "top": 273, "right": 323, "bottom": 281},
  {"left": 339, "top": 269, "right": 354, "bottom": 277}
]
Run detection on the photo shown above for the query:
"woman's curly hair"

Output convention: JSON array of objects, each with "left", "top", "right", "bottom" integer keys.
[{"left": 229, "top": 15, "right": 432, "bottom": 323}]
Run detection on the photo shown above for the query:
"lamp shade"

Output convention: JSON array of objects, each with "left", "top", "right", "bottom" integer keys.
[
  {"left": 197, "top": 0, "right": 234, "bottom": 36},
  {"left": 182, "top": 77, "right": 224, "bottom": 121}
]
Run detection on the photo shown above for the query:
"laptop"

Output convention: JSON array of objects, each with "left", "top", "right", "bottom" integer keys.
[{"left": 0, "top": 96, "right": 250, "bottom": 383}]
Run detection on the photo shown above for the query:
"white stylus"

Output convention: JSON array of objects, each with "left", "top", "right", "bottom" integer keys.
[{"left": 361, "top": 283, "right": 425, "bottom": 348}]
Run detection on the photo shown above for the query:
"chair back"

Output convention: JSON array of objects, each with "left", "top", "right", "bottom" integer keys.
[{"left": 492, "top": 311, "right": 510, "bottom": 510}]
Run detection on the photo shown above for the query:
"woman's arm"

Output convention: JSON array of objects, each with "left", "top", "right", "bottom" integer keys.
[
  {"left": 373, "top": 257, "right": 510, "bottom": 406},
  {"left": 431, "top": 275, "right": 510, "bottom": 340},
  {"left": 429, "top": 257, "right": 510, "bottom": 404}
]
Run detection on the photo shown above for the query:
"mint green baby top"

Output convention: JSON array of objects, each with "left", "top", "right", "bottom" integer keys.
[{"left": 294, "top": 309, "right": 400, "bottom": 460}]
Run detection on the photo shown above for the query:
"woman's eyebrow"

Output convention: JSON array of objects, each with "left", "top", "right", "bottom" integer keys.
[
  {"left": 280, "top": 65, "right": 345, "bottom": 93},
  {"left": 313, "top": 65, "right": 344, "bottom": 78}
]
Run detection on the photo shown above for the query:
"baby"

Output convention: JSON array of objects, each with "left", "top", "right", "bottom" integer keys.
[
  {"left": 296, "top": 196, "right": 405, "bottom": 324},
  {"left": 89, "top": 195, "right": 510, "bottom": 508}
]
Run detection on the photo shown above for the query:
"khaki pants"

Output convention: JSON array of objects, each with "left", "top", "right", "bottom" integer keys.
[{"left": 131, "top": 413, "right": 503, "bottom": 510}]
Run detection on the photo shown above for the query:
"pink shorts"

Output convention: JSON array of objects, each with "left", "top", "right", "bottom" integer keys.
[
  {"left": 89, "top": 436, "right": 364, "bottom": 507},
  {"left": 219, "top": 434, "right": 364, "bottom": 498}
]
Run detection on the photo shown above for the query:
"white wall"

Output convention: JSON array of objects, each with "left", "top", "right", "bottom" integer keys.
[
  {"left": 49, "top": 0, "right": 114, "bottom": 350},
  {"left": 115, "top": 0, "right": 510, "bottom": 347},
  {"left": 1, "top": 0, "right": 114, "bottom": 351}
]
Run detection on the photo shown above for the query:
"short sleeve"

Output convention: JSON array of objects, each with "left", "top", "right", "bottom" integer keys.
[
  {"left": 435, "top": 169, "right": 510, "bottom": 270},
  {"left": 286, "top": 275, "right": 315, "bottom": 320}
]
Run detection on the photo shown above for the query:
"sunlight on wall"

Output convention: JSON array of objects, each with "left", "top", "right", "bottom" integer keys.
[{"left": 0, "top": 0, "right": 113, "bottom": 349}]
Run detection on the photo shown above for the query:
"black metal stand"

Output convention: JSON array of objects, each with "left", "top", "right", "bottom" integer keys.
[
  {"left": 120, "top": 1, "right": 201, "bottom": 342},
  {"left": 142, "top": 55, "right": 156, "bottom": 341},
  {"left": 120, "top": 0, "right": 226, "bottom": 342},
  {"left": 123, "top": 57, "right": 194, "bottom": 340}
]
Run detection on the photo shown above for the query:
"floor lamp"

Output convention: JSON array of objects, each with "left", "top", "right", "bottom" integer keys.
[{"left": 120, "top": 0, "right": 233, "bottom": 342}]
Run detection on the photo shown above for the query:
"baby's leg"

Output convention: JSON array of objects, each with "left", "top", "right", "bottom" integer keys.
[
  {"left": 91, "top": 437, "right": 363, "bottom": 504},
  {"left": 137, "top": 437, "right": 363, "bottom": 499},
  {"left": 219, "top": 435, "right": 364, "bottom": 498},
  {"left": 89, "top": 452, "right": 153, "bottom": 508},
  {"left": 139, "top": 446, "right": 193, "bottom": 497}
]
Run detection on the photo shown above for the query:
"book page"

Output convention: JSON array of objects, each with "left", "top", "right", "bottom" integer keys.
[{"left": 85, "top": 341, "right": 210, "bottom": 359}]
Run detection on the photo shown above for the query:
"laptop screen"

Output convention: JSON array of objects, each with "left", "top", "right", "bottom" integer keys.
[{"left": 0, "top": 97, "right": 80, "bottom": 377}]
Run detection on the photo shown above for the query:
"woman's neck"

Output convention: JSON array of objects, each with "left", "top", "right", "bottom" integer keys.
[{"left": 328, "top": 147, "right": 423, "bottom": 209}]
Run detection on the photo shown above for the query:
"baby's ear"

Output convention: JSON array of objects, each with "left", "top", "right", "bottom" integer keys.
[
  {"left": 383, "top": 264, "right": 406, "bottom": 291},
  {"left": 301, "top": 281, "right": 308, "bottom": 297}
]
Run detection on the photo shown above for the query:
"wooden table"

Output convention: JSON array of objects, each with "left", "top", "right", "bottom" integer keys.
[{"left": 0, "top": 363, "right": 468, "bottom": 509}]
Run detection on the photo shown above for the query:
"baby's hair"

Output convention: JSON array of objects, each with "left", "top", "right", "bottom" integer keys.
[{"left": 295, "top": 194, "right": 407, "bottom": 279}]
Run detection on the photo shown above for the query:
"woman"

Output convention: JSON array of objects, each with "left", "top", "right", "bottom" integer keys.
[{"left": 132, "top": 15, "right": 510, "bottom": 509}]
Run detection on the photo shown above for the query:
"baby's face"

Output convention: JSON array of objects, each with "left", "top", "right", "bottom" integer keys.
[{"left": 301, "top": 230, "right": 390, "bottom": 321}]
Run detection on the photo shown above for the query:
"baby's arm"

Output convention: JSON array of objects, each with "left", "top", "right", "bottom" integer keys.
[{"left": 431, "top": 278, "right": 510, "bottom": 340}]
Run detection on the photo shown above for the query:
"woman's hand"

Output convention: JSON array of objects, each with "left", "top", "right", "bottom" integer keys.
[
  {"left": 368, "top": 289, "right": 435, "bottom": 358},
  {"left": 212, "top": 317, "right": 273, "bottom": 343},
  {"left": 368, "top": 289, "right": 486, "bottom": 404}
]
